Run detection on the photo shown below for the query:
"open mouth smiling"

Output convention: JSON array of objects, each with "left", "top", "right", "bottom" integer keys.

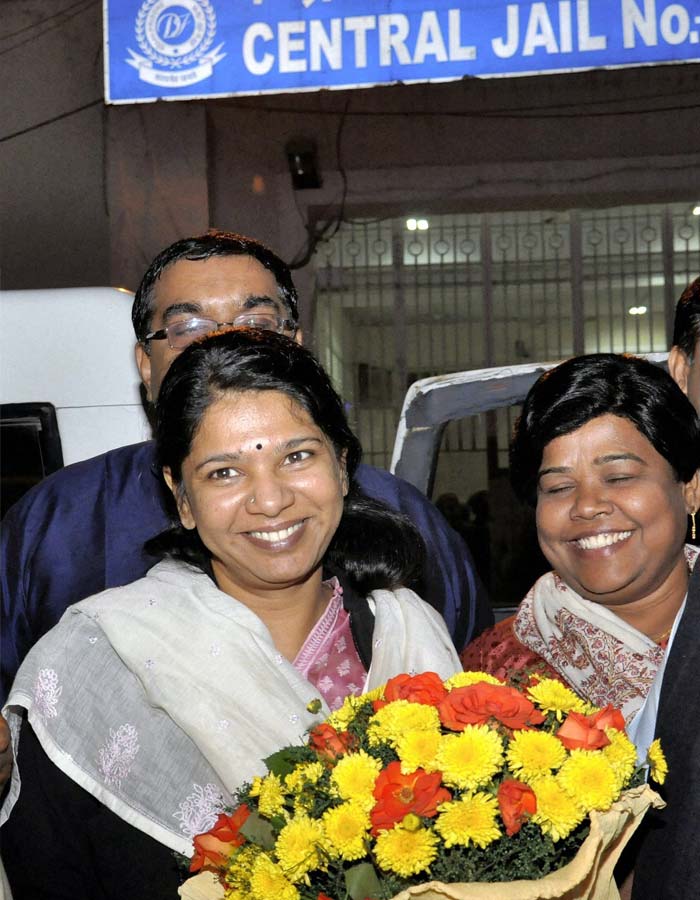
[
  {"left": 246, "top": 521, "right": 305, "bottom": 543},
  {"left": 571, "top": 530, "right": 632, "bottom": 550}
]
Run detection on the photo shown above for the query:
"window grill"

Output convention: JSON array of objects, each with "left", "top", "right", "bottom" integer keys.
[{"left": 314, "top": 202, "right": 699, "bottom": 471}]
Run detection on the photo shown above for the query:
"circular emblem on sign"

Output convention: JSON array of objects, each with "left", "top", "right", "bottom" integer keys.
[{"left": 135, "top": 0, "right": 216, "bottom": 69}]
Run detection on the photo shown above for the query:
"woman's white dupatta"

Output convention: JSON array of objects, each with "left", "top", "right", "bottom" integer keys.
[{"left": 2, "top": 559, "right": 460, "bottom": 854}]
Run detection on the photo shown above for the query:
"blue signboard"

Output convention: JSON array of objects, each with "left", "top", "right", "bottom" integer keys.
[{"left": 104, "top": 0, "right": 700, "bottom": 104}]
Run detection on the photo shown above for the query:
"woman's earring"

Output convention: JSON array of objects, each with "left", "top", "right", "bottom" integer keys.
[{"left": 692, "top": 510, "right": 697, "bottom": 541}]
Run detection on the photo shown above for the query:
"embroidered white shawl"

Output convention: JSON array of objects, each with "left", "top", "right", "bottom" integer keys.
[
  {"left": 2, "top": 559, "right": 460, "bottom": 855},
  {"left": 514, "top": 544, "right": 699, "bottom": 724}
]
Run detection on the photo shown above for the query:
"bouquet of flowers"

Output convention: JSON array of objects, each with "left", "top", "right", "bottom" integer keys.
[{"left": 180, "top": 671, "right": 665, "bottom": 900}]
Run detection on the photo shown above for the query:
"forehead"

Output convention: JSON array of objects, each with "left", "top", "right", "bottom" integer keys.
[
  {"left": 151, "top": 255, "right": 281, "bottom": 319},
  {"left": 541, "top": 414, "right": 654, "bottom": 464},
  {"left": 192, "top": 390, "right": 324, "bottom": 449}
]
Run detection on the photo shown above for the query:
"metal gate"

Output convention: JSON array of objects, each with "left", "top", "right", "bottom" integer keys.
[{"left": 314, "top": 202, "right": 700, "bottom": 472}]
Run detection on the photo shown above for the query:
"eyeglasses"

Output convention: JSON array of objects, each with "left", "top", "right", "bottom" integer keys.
[{"left": 143, "top": 313, "right": 298, "bottom": 350}]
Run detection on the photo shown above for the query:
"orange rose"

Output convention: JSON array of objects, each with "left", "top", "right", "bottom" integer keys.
[
  {"left": 371, "top": 760, "right": 451, "bottom": 835},
  {"left": 438, "top": 682, "right": 545, "bottom": 731},
  {"left": 382, "top": 672, "right": 448, "bottom": 706},
  {"left": 557, "top": 711, "right": 611, "bottom": 751},
  {"left": 497, "top": 778, "right": 537, "bottom": 836},
  {"left": 589, "top": 704, "right": 625, "bottom": 733},
  {"left": 189, "top": 805, "right": 250, "bottom": 873},
  {"left": 309, "top": 723, "right": 357, "bottom": 761}
]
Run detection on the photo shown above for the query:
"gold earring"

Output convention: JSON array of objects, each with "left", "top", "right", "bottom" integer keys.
[{"left": 692, "top": 510, "right": 697, "bottom": 541}]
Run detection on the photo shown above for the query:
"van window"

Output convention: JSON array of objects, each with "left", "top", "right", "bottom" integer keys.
[{"left": 1, "top": 403, "right": 63, "bottom": 517}]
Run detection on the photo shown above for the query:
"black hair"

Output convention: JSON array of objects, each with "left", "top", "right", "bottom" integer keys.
[
  {"left": 146, "top": 329, "right": 424, "bottom": 595},
  {"left": 510, "top": 352, "right": 700, "bottom": 506},
  {"left": 131, "top": 230, "right": 299, "bottom": 342},
  {"left": 672, "top": 276, "right": 700, "bottom": 359}
]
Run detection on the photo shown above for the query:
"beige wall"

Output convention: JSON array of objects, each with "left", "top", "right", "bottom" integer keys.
[{"left": 0, "top": 2, "right": 108, "bottom": 289}]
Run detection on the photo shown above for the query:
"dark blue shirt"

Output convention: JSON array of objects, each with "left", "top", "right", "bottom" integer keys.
[{"left": 1, "top": 442, "right": 491, "bottom": 700}]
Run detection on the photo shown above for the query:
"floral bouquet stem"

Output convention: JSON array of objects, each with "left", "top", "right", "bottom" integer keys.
[{"left": 389, "top": 783, "right": 662, "bottom": 900}]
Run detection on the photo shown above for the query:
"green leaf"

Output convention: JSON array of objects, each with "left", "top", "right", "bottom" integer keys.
[
  {"left": 238, "top": 810, "right": 276, "bottom": 850},
  {"left": 345, "top": 862, "right": 383, "bottom": 899},
  {"left": 264, "top": 747, "right": 300, "bottom": 778}
]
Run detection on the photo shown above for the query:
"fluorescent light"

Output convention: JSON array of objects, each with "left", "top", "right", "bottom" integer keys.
[
  {"left": 629, "top": 306, "right": 647, "bottom": 316},
  {"left": 416, "top": 218, "right": 429, "bottom": 231},
  {"left": 406, "top": 218, "right": 417, "bottom": 231},
  {"left": 693, "top": 205, "right": 700, "bottom": 216}
]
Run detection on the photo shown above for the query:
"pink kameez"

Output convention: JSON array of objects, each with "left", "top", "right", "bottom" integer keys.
[{"left": 294, "top": 578, "right": 367, "bottom": 711}]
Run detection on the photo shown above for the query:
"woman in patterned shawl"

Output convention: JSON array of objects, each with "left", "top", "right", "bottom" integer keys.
[
  {"left": 462, "top": 352, "right": 700, "bottom": 727},
  {"left": 1, "top": 330, "right": 460, "bottom": 899}
]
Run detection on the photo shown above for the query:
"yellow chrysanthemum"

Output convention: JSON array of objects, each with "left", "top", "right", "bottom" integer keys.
[
  {"left": 558, "top": 751, "right": 619, "bottom": 812},
  {"left": 326, "top": 693, "right": 367, "bottom": 731},
  {"left": 444, "top": 671, "right": 503, "bottom": 690},
  {"left": 396, "top": 727, "right": 442, "bottom": 773},
  {"left": 330, "top": 750, "right": 382, "bottom": 809},
  {"left": 274, "top": 815, "right": 325, "bottom": 882},
  {"left": 506, "top": 729, "right": 568, "bottom": 783},
  {"left": 435, "top": 792, "right": 501, "bottom": 848},
  {"left": 248, "top": 853, "right": 300, "bottom": 900},
  {"left": 531, "top": 775, "right": 585, "bottom": 841},
  {"left": 225, "top": 844, "right": 260, "bottom": 889},
  {"left": 368, "top": 700, "right": 440, "bottom": 748},
  {"left": 363, "top": 685, "right": 386, "bottom": 703},
  {"left": 602, "top": 730, "right": 637, "bottom": 788},
  {"left": 257, "top": 772, "right": 287, "bottom": 818},
  {"left": 437, "top": 725, "right": 504, "bottom": 791},
  {"left": 374, "top": 825, "right": 439, "bottom": 877},
  {"left": 223, "top": 889, "right": 248, "bottom": 900},
  {"left": 647, "top": 738, "right": 668, "bottom": 785},
  {"left": 322, "top": 802, "right": 370, "bottom": 861},
  {"left": 527, "top": 679, "right": 587, "bottom": 720},
  {"left": 248, "top": 775, "right": 264, "bottom": 798},
  {"left": 285, "top": 761, "right": 325, "bottom": 793},
  {"left": 285, "top": 761, "right": 326, "bottom": 814}
]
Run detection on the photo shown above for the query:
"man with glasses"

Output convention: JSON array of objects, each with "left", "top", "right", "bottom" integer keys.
[{"left": 1, "top": 231, "right": 492, "bottom": 706}]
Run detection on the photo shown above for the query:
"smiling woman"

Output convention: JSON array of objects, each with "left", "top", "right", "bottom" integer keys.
[
  {"left": 0, "top": 330, "right": 462, "bottom": 900},
  {"left": 462, "top": 352, "right": 700, "bottom": 725},
  {"left": 162, "top": 389, "right": 349, "bottom": 653}
]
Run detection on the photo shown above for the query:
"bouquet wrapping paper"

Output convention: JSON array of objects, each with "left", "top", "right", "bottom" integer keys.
[{"left": 389, "top": 784, "right": 662, "bottom": 900}]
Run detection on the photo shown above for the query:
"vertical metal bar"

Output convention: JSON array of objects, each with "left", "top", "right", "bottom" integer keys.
[
  {"left": 618, "top": 212, "right": 628, "bottom": 352},
  {"left": 391, "top": 220, "right": 408, "bottom": 420},
  {"left": 481, "top": 215, "right": 495, "bottom": 368},
  {"left": 479, "top": 214, "right": 498, "bottom": 477},
  {"left": 570, "top": 210, "right": 585, "bottom": 355},
  {"left": 662, "top": 206, "right": 676, "bottom": 348},
  {"left": 631, "top": 210, "right": 640, "bottom": 353},
  {"left": 513, "top": 215, "right": 522, "bottom": 364},
  {"left": 588, "top": 213, "right": 602, "bottom": 352},
  {"left": 452, "top": 218, "right": 461, "bottom": 373}
]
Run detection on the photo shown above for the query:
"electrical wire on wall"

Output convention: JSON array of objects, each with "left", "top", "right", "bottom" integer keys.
[
  {"left": 0, "top": 0, "right": 96, "bottom": 58},
  {"left": 288, "top": 97, "right": 351, "bottom": 270},
  {"left": 0, "top": 0, "right": 101, "bottom": 145}
]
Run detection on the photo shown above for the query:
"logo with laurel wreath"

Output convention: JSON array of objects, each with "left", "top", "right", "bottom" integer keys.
[{"left": 126, "top": 0, "right": 225, "bottom": 89}]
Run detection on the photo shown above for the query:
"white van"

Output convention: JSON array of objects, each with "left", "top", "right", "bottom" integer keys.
[{"left": 0, "top": 287, "right": 150, "bottom": 516}]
